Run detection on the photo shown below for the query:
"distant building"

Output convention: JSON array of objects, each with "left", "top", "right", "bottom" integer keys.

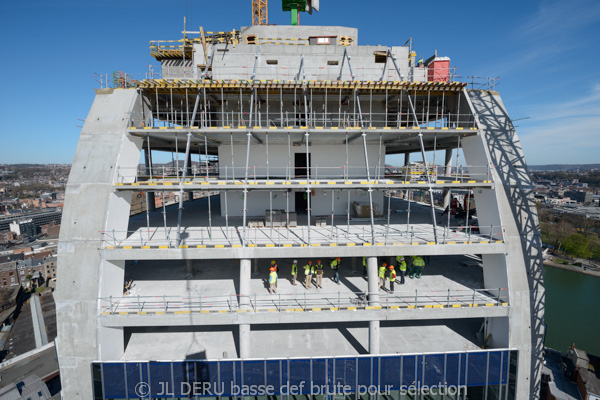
[
  {"left": 566, "top": 344, "right": 600, "bottom": 400},
  {"left": 0, "top": 374, "right": 52, "bottom": 400},
  {"left": 0, "top": 261, "right": 19, "bottom": 287},
  {"left": 564, "top": 190, "right": 593, "bottom": 205}
]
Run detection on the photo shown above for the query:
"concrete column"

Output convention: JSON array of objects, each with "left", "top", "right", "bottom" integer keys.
[
  {"left": 239, "top": 324, "right": 250, "bottom": 359},
  {"left": 366, "top": 257, "right": 379, "bottom": 304},
  {"left": 366, "top": 256, "right": 380, "bottom": 354},
  {"left": 369, "top": 321, "right": 380, "bottom": 354},
  {"left": 187, "top": 152, "right": 193, "bottom": 177},
  {"left": 239, "top": 259, "right": 251, "bottom": 359},
  {"left": 143, "top": 149, "right": 156, "bottom": 211},
  {"left": 239, "top": 259, "right": 251, "bottom": 308},
  {"left": 442, "top": 149, "right": 453, "bottom": 209}
]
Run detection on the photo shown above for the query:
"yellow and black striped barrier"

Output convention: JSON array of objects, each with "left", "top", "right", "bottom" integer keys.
[
  {"left": 104, "top": 240, "right": 503, "bottom": 250},
  {"left": 101, "top": 301, "right": 509, "bottom": 316}
]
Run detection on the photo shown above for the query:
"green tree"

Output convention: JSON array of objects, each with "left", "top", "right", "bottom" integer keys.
[{"left": 562, "top": 233, "right": 592, "bottom": 259}]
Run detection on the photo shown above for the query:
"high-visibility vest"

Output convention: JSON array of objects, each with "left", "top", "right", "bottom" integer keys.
[
  {"left": 291, "top": 264, "right": 297, "bottom": 275},
  {"left": 362, "top": 257, "right": 366, "bottom": 266},
  {"left": 389, "top": 270, "right": 396, "bottom": 282},
  {"left": 269, "top": 271, "right": 277, "bottom": 283},
  {"left": 398, "top": 261, "right": 407, "bottom": 272},
  {"left": 304, "top": 265, "right": 312, "bottom": 275},
  {"left": 378, "top": 266, "right": 386, "bottom": 278},
  {"left": 413, "top": 257, "right": 425, "bottom": 267},
  {"left": 396, "top": 256, "right": 404, "bottom": 263},
  {"left": 330, "top": 260, "right": 339, "bottom": 269},
  {"left": 316, "top": 264, "right": 323, "bottom": 274}
]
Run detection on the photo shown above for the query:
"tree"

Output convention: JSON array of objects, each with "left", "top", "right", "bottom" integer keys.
[{"left": 562, "top": 233, "right": 592, "bottom": 259}]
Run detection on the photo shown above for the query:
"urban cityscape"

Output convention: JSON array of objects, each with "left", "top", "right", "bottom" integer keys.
[{"left": 1, "top": 0, "right": 599, "bottom": 399}]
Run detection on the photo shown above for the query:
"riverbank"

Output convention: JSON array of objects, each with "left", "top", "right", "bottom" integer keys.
[{"left": 543, "top": 259, "right": 600, "bottom": 278}]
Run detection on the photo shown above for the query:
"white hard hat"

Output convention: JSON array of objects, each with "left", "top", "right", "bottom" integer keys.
[{"left": 293, "top": 260, "right": 298, "bottom": 263}]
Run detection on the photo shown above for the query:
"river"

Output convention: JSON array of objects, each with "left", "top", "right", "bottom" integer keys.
[{"left": 543, "top": 265, "right": 600, "bottom": 355}]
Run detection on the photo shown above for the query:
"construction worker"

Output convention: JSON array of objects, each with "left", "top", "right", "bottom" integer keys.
[
  {"left": 378, "top": 262, "right": 388, "bottom": 290},
  {"left": 315, "top": 259, "right": 324, "bottom": 288},
  {"left": 388, "top": 265, "right": 396, "bottom": 293},
  {"left": 330, "top": 257, "right": 341, "bottom": 284},
  {"left": 362, "top": 257, "right": 367, "bottom": 278},
  {"left": 407, "top": 256, "right": 416, "bottom": 278},
  {"left": 269, "top": 267, "right": 278, "bottom": 294},
  {"left": 411, "top": 256, "right": 425, "bottom": 279},
  {"left": 271, "top": 260, "right": 278, "bottom": 287},
  {"left": 291, "top": 259, "right": 298, "bottom": 286},
  {"left": 396, "top": 256, "right": 407, "bottom": 284},
  {"left": 304, "top": 260, "right": 313, "bottom": 289}
]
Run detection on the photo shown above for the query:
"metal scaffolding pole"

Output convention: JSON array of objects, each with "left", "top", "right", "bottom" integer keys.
[
  {"left": 242, "top": 88, "right": 256, "bottom": 246},
  {"left": 242, "top": 132, "right": 252, "bottom": 247},
  {"left": 406, "top": 90, "right": 439, "bottom": 243},
  {"left": 355, "top": 91, "right": 376, "bottom": 245},
  {"left": 176, "top": 132, "right": 192, "bottom": 245},
  {"left": 330, "top": 190, "right": 335, "bottom": 238},
  {"left": 305, "top": 132, "right": 311, "bottom": 245},
  {"left": 205, "top": 135, "right": 212, "bottom": 238}
]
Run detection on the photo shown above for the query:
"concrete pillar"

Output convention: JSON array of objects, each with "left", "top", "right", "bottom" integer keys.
[
  {"left": 143, "top": 149, "right": 156, "bottom": 211},
  {"left": 239, "top": 259, "right": 251, "bottom": 308},
  {"left": 366, "top": 256, "right": 380, "bottom": 354},
  {"left": 442, "top": 149, "right": 453, "bottom": 209},
  {"left": 366, "top": 257, "right": 379, "bottom": 304},
  {"left": 187, "top": 152, "right": 193, "bottom": 177},
  {"left": 239, "top": 324, "right": 250, "bottom": 358},
  {"left": 369, "top": 320, "right": 380, "bottom": 354},
  {"left": 239, "top": 259, "right": 251, "bottom": 359}
]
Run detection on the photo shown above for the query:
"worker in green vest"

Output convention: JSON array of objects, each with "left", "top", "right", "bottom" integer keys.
[
  {"left": 362, "top": 257, "right": 368, "bottom": 278},
  {"left": 315, "top": 259, "right": 324, "bottom": 288},
  {"left": 330, "top": 257, "right": 341, "bottom": 284},
  {"left": 411, "top": 256, "right": 425, "bottom": 279},
  {"left": 388, "top": 265, "right": 397, "bottom": 293},
  {"left": 269, "top": 267, "right": 278, "bottom": 294},
  {"left": 304, "top": 260, "right": 313, "bottom": 289},
  {"left": 378, "top": 262, "right": 388, "bottom": 290},
  {"left": 396, "top": 256, "right": 407, "bottom": 285},
  {"left": 407, "top": 256, "right": 416, "bottom": 278},
  {"left": 291, "top": 259, "right": 298, "bottom": 286}
]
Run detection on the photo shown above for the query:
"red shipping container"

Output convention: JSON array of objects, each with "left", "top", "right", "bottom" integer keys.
[{"left": 427, "top": 57, "right": 450, "bottom": 82}]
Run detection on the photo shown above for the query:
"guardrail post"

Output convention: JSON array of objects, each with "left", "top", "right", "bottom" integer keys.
[
  {"left": 447, "top": 289, "right": 450, "bottom": 307},
  {"left": 109, "top": 296, "right": 113, "bottom": 314},
  {"left": 338, "top": 291, "right": 340, "bottom": 309},
  {"left": 490, "top": 225, "right": 494, "bottom": 241},
  {"left": 199, "top": 296, "right": 202, "bottom": 311},
  {"left": 497, "top": 288, "right": 501, "bottom": 305},
  {"left": 472, "top": 289, "right": 476, "bottom": 307},
  {"left": 415, "top": 290, "right": 418, "bottom": 307},
  {"left": 278, "top": 293, "right": 281, "bottom": 310},
  {"left": 164, "top": 295, "right": 167, "bottom": 312},
  {"left": 304, "top": 292, "right": 307, "bottom": 310},
  {"left": 138, "top": 295, "right": 141, "bottom": 313},
  {"left": 113, "top": 229, "right": 116, "bottom": 247},
  {"left": 254, "top": 293, "right": 257, "bottom": 311}
]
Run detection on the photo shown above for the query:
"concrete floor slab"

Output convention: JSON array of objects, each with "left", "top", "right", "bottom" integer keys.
[{"left": 120, "top": 319, "right": 482, "bottom": 361}]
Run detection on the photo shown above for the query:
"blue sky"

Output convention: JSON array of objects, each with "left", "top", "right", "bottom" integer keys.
[{"left": 1, "top": 0, "right": 599, "bottom": 165}]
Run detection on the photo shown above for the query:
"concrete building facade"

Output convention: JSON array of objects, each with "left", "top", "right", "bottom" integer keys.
[{"left": 56, "top": 25, "right": 544, "bottom": 399}]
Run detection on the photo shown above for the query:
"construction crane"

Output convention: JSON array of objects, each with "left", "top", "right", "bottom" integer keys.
[
  {"left": 253, "top": 0, "right": 319, "bottom": 26},
  {"left": 252, "top": 0, "right": 268, "bottom": 26}
]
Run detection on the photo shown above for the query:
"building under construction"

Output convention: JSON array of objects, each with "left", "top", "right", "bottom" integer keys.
[{"left": 56, "top": 9, "right": 545, "bottom": 400}]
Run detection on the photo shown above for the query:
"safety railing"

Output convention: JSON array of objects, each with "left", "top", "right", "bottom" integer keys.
[
  {"left": 129, "top": 110, "right": 477, "bottom": 130},
  {"left": 100, "top": 223, "right": 504, "bottom": 249},
  {"left": 99, "top": 287, "right": 508, "bottom": 315},
  {"left": 115, "top": 164, "right": 494, "bottom": 185}
]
